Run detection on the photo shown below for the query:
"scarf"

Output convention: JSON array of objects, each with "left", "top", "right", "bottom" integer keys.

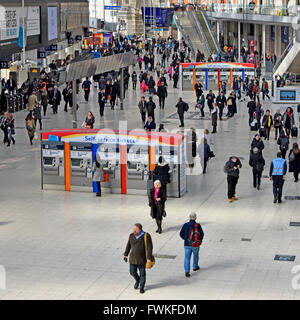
[{"left": 268, "top": 115, "right": 271, "bottom": 127}]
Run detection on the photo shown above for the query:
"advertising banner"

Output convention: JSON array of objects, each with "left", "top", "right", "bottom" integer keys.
[
  {"left": 48, "top": 7, "right": 58, "bottom": 41},
  {"left": 281, "top": 26, "right": 289, "bottom": 44},
  {"left": 0, "top": 6, "right": 40, "bottom": 42}
]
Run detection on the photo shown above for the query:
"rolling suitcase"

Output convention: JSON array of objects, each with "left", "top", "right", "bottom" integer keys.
[{"left": 291, "top": 126, "right": 298, "bottom": 138}]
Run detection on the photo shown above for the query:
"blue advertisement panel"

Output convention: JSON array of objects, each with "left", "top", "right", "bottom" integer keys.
[
  {"left": 281, "top": 26, "right": 289, "bottom": 44},
  {"left": 141, "top": 7, "right": 174, "bottom": 27}
]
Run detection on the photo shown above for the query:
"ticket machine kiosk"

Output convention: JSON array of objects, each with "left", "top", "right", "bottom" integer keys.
[
  {"left": 126, "top": 143, "right": 149, "bottom": 195},
  {"left": 97, "top": 143, "right": 121, "bottom": 193},
  {"left": 69, "top": 142, "right": 93, "bottom": 190},
  {"left": 42, "top": 141, "right": 65, "bottom": 189}
]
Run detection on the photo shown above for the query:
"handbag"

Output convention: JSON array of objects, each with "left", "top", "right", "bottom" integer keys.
[
  {"left": 289, "top": 152, "right": 295, "bottom": 162},
  {"left": 144, "top": 232, "right": 155, "bottom": 269}
]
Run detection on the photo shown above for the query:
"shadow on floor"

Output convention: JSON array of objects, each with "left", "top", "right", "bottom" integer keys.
[{"left": 0, "top": 221, "right": 14, "bottom": 226}]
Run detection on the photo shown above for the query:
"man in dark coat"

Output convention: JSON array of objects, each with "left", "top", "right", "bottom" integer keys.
[
  {"left": 216, "top": 91, "right": 227, "bottom": 120},
  {"left": 194, "top": 81, "right": 203, "bottom": 101},
  {"left": 156, "top": 82, "right": 168, "bottom": 109},
  {"left": 146, "top": 96, "right": 156, "bottom": 121},
  {"left": 247, "top": 97, "right": 256, "bottom": 126},
  {"left": 153, "top": 156, "right": 170, "bottom": 191},
  {"left": 98, "top": 89, "right": 106, "bottom": 117},
  {"left": 249, "top": 147, "right": 265, "bottom": 190},
  {"left": 176, "top": 97, "right": 188, "bottom": 127},
  {"left": 224, "top": 156, "right": 242, "bottom": 202},
  {"left": 123, "top": 223, "right": 153, "bottom": 294}
]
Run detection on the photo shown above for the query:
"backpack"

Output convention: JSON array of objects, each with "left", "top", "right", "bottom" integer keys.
[
  {"left": 184, "top": 102, "right": 189, "bottom": 112},
  {"left": 255, "top": 161, "right": 264, "bottom": 172},
  {"left": 188, "top": 223, "right": 202, "bottom": 247},
  {"left": 281, "top": 138, "right": 289, "bottom": 150}
]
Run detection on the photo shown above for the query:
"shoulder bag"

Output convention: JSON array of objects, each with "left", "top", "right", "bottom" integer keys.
[{"left": 144, "top": 232, "right": 155, "bottom": 269}]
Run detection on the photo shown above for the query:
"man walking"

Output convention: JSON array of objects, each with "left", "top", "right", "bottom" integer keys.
[
  {"left": 156, "top": 82, "right": 168, "bottom": 109},
  {"left": 224, "top": 156, "right": 242, "bottom": 203},
  {"left": 180, "top": 212, "right": 204, "bottom": 278},
  {"left": 82, "top": 77, "right": 91, "bottom": 102},
  {"left": 146, "top": 96, "right": 156, "bottom": 122},
  {"left": 123, "top": 223, "right": 154, "bottom": 294},
  {"left": 247, "top": 96, "right": 256, "bottom": 127},
  {"left": 216, "top": 91, "right": 227, "bottom": 120},
  {"left": 98, "top": 88, "right": 106, "bottom": 118},
  {"left": 176, "top": 97, "right": 188, "bottom": 127},
  {"left": 138, "top": 96, "right": 147, "bottom": 123},
  {"left": 269, "top": 152, "right": 287, "bottom": 204}
]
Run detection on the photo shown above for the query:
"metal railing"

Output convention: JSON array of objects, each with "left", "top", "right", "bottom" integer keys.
[
  {"left": 273, "top": 41, "right": 294, "bottom": 74},
  {"left": 203, "top": 4, "right": 298, "bottom": 17}
]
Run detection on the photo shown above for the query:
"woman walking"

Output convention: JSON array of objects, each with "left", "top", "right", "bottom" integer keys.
[
  {"left": 33, "top": 102, "right": 42, "bottom": 130},
  {"left": 6, "top": 113, "right": 15, "bottom": 146},
  {"left": 93, "top": 155, "right": 104, "bottom": 197},
  {"left": 83, "top": 112, "right": 95, "bottom": 129},
  {"left": 25, "top": 113, "right": 36, "bottom": 145},
  {"left": 288, "top": 143, "right": 300, "bottom": 182},
  {"left": 153, "top": 156, "right": 170, "bottom": 191},
  {"left": 148, "top": 180, "right": 167, "bottom": 234},
  {"left": 282, "top": 107, "right": 295, "bottom": 138}
]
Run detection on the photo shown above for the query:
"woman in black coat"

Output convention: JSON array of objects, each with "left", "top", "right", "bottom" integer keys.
[
  {"left": 148, "top": 180, "right": 167, "bottom": 234},
  {"left": 288, "top": 142, "right": 300, "bottom": 182}
]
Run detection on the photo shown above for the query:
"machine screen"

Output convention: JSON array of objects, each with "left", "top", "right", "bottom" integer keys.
[
  {"left": 71, "top": 159, "right": 82, "bottom": 167},
  {"left": 280, "top": 90, "right": 296, "bottom": 101},
  {"left": 44, "top": 157, "right": 53, "bottom": 165},
  {"left": 127, "top": 162, "right": 137, "bottom": 170}
]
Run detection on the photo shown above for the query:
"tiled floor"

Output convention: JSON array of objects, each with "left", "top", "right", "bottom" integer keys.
[{"left": 0, "top": 64, "right": 300, "bottom": 300}]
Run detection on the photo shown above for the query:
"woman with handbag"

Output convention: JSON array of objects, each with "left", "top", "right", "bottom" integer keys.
[
  {"left": 83, "top": 112, "right": 95, "bottom": 129},
  {"left": 6, "top": 113, "right": 15, "bottom": 147},
  {"left": 93, "top": 154, "right": 104, "bottom": 196},
  {"left": 148, "top": 180, "right": 167, "bottom": 234},
  {"left": 288, "top": 143, "right": 300, "bottom": 182}
]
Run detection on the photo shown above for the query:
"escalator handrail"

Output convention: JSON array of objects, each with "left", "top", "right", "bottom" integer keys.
[
  {"left": 272, "top": 40, "right": 294, "bottom": 74},
  {"left": 199, "top": 10, "right": 223, "bottom": 55},
  {"left": 188, "top": 10, "right": 212, "bottom": 56}
]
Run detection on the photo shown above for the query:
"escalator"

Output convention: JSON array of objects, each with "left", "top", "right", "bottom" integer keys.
[
  {"left": 173, "top": 8, "right": 222, "bottom": 60},
  {"left": 195, "top": 10, "right": 222, "bottom": 56}
]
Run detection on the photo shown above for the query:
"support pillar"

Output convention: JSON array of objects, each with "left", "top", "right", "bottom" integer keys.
[
  {"left": 72, "top": 80, "right": 77, "bottom": 128},
  {"left": 238, "top": 21, "right": 241, "bottom": 62},
  {"left": 262, "top": 24, "right": 266, "bottom": 68}
]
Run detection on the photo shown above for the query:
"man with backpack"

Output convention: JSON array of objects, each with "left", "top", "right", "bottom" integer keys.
[
  {"left": 82, "top": 77, "right": 91, "bottom": 102},
  {"left": 180, "top": 212, "right": 204, "bottom": 278},
  {"left": 277, "top": 131, "right": 289, "bottom": 158},
  {"left": 176, "top": 97, "right": 189, "bottom": 127}
]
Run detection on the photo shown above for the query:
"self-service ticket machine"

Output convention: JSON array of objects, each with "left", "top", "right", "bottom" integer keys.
[
  {"left": 126, "top": 144, "right": 149, "bottom": 195},
  {"left": 69, "top": 142, "right": 93, "bottom": 190},
  {"left": 155, "top": 144, "right": 181, "bottom": 198},
  {"left": 97, "top": 143, "right": 121, "bottom": 193},
  {"left": 42, "top": 141, "right": 65, "bottom": 189}
]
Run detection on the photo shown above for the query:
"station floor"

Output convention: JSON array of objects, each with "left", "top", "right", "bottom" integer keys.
[{"left": 1, "top": 70, "right": 300, "bottom": 300}]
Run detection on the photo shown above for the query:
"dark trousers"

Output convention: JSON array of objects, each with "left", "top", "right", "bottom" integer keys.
[
  {"left": 64, "top": 101, "right": 68, "bottom": 112},
  {"left": 43, "top": 104, "right": 47, "bottom": 116},
  {"left": 53, "top": 101, "right": 58, "bottom": 114},
  {"left": 200, "top": 107, "right": 205, "bottom": 117},
  {"left": 34, "top": 118, "right": 42, "bottom": 130},
  {"left": 159, "top": 97, "right": 165, "bottom": 109},
  {"left": 203, "top": 158, "right": 208, "bottom": 173},
  {"left": 275, "top": 126, "right": 282, "bottom": 139},
  {"left": 99, "top": 102, "right": 105, "bottom": 117},
  {"left": 156, "top": 218, "right": 162, "bottom": 231},
  {"left": 212, "top": 124, "right": 217, "bottom": 133},
  {"left": 96, "top": 181, "right": 101, "bottom": 195},
  {"left": 110, "top": 98, "right": 116, "bottom": 109},
  {"left": 249, "top": 113, "right": 254, "bottom": 126},
  {"left": 173, "top": 80, "right": 178, "bottom": 88},
  {"left": 280, "top": 148, "right": 287, "bottom": 159},
  {"left": 141, "top": 112, "right": 146, "bottom": 123},
  {"left": 253, "top": 170, "right": 262, "bottom": 187},
  {"left": 272, "top": 175, "right": 284, "bottom": 200},
  {"left": 179, "top": 113, "right": 184, "bottom": 126},
  {"left": 219, "top": 106, "right": 224, "bottom": 120},
  {"left": 84, "top": 90, "right": 90, "bottom": 101},
  {"left": 133, "top": 81, "right": 137, "bottom": 90},
  {"left": 262, "top": 91, "right": 270, "bottom": 100},
  {"left": 294, "top": 172, "right": 299, "bottom": 181},
  {"left": 129, "top": 264, "right": 146, "bottom": 289},
  {"left": 227, "top": 175, "right": 238, "bottom": 199},
  {"left": 264, "top": 127, "right": 271, "bottom": 140}
]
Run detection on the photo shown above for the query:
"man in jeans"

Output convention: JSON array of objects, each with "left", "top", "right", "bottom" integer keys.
[
  {"left": 124, "top": 223, "right": 153, "bottom": 294},
  {"left": 180, "top": 213, "right": 204, "bottom": 278}
]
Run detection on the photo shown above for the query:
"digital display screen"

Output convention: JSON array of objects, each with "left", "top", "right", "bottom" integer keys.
[
  {"left": 43, "top": 157, "right": 53, "bottom": 165},
  {"left": 280, "top": 90, "right": 296, "bottom": 101},
  {"left": 71, "top": 159, "right": 82, "bottom": 167},
  {"left": 127, "top": 162, "right": 137, "bottom": 170}
]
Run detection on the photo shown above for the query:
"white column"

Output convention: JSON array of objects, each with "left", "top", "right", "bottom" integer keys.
[
  {"left": 262, "top": 23, "right": 266, "bottom": 68},
  {"left": 238, "top": 21, "right": 241, "bottom": 62},
  {"left": 216, "top": 21, "right": 220, "bottom": 43}
]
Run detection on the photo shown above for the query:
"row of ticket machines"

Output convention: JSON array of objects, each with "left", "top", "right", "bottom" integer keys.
[{"left": 41, "top": 131, "right": 187, "bottom": 198}]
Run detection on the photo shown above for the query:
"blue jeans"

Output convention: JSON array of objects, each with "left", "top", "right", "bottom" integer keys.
[
  {"left": 184, "top": 246, "right": 200, "bottom": 272},
  {"left": 130, "top": 264, "right": 146, "bottom": 289}
]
